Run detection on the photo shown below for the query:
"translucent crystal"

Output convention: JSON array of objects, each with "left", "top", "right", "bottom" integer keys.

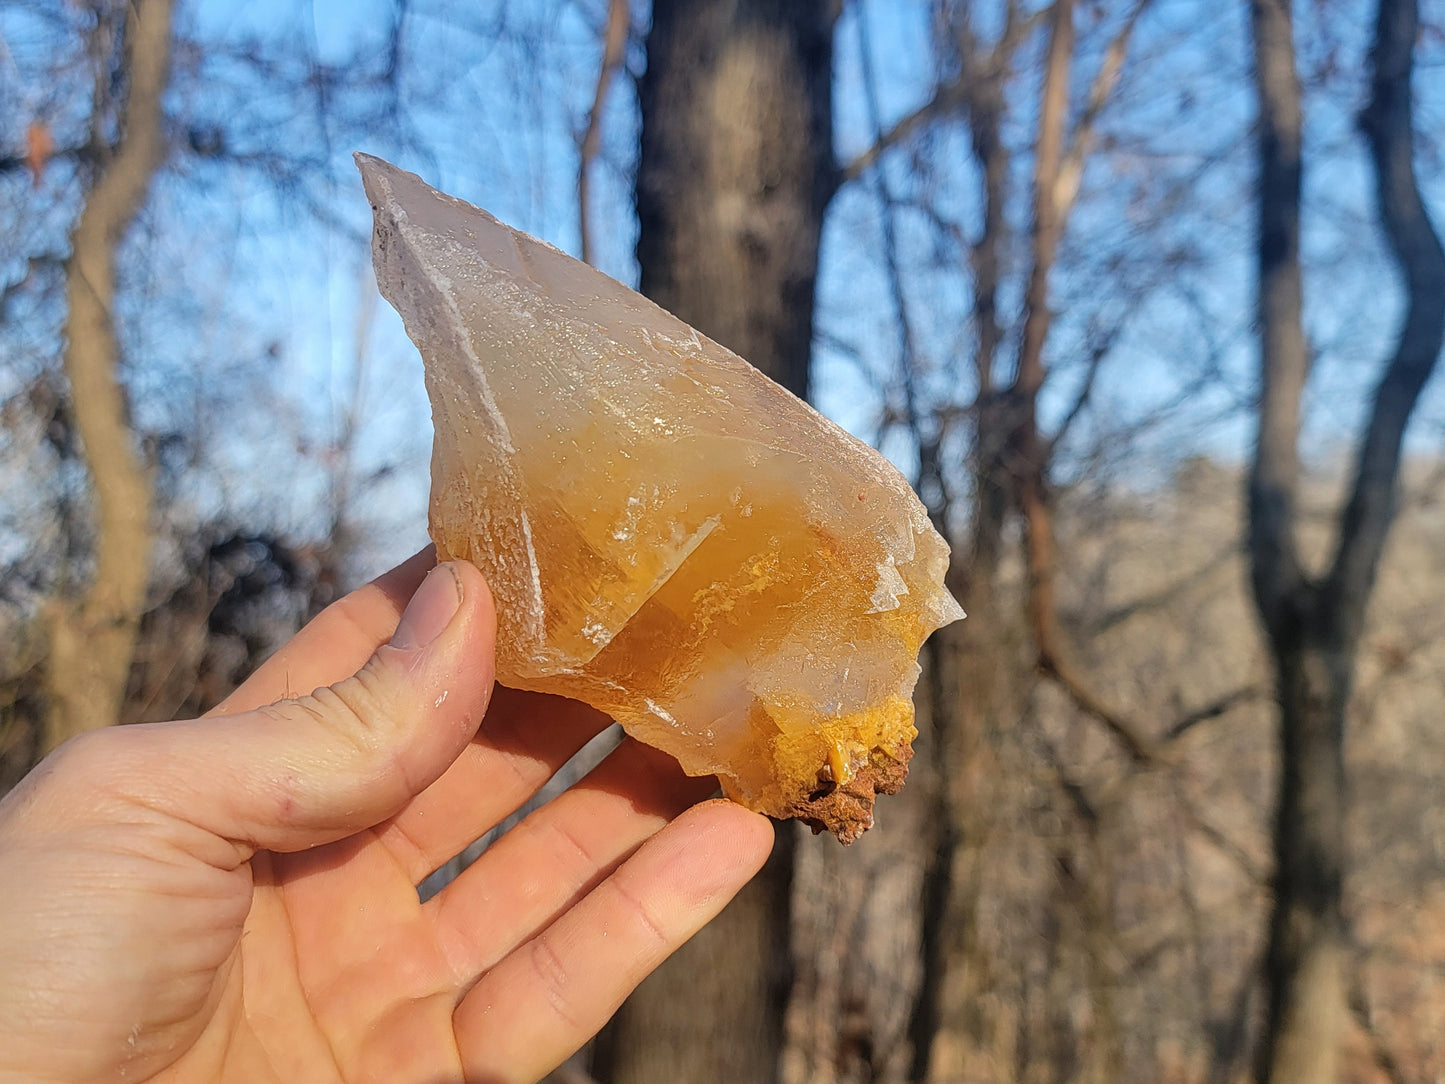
[{"left": 358, "top": 154, "right": 964, "bottom": 841}]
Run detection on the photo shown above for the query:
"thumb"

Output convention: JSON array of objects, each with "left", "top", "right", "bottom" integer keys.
[{"left": 98, "top": 560, "right": 497, "bottom": 855}]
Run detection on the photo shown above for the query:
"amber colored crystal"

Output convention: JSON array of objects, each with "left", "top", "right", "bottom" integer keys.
[{"left": 358, "top": 154, "right": 963, "bottom": 841}]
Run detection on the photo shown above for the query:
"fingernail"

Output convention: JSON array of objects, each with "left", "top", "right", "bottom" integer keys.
[{"left": 390, "top": 563, "right": 462, "bottom": 650}]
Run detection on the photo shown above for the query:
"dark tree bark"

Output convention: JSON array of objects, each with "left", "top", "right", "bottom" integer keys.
[
  {"left": 44, "top": 0, "right": 175, "bottom": 750},
  {"left": 632, "top": 0, "right": 836, "bottom": 403},
  {"left": 592, "top": 4, "right": 837, "bottom": 1083},
  {"left": 1248, "top": 0, "right": 1445, "bottom": 1080}
]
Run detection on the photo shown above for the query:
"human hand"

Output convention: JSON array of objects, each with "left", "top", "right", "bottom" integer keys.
[{"left": 0, "top": 551, "right": 773, "bottom": 1083}]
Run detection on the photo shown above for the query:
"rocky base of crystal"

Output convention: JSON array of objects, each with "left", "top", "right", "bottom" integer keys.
[{"left": 776, "top": 740, "right": 913, "bottom": 844}]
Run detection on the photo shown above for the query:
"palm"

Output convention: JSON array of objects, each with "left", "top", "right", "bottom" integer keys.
[
  {"left": 217, "top": 702, "right": 715, "bottom": 1084},
  {"left": 0, "top": 554, "right": 769, "bottom": 1084},
  {"left": 231, "top": 833, "right": 470, "bottom": 1082}
]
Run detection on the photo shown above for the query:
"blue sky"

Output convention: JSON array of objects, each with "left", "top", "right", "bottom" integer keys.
[
  {"left": 216, "top": 0, "right": 1445, "bottom": 541},
  {"left": 5, "top": 0, "right": 1444, "bottom": 580}
]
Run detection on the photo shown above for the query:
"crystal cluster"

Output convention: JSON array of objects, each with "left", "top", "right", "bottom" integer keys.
[{"left": 359, "top": 154, "right": 963, "bottom": 841}]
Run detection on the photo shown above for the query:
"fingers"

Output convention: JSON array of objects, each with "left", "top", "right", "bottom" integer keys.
[
  {"left": 93, "top": 561, "right": 497, "bottom": 856},
  {"left": 424, "top": 739, "right": 719, "bottom": 977},
  {"left": 453, "top": 800, "right": 773, "bottom": 1083},
  {"left": 209, "top": 546, "right": 437, "bottom": 716},
  {"left": 374, "top": 688, "right": 615, "bottom": 884}
]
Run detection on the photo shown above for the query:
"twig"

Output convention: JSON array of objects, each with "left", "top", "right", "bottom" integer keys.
[
  {"left": 1092, "top": 542, "right": 1241, "bottom": 634},
  {"left": 1161, "top": 686, "right": 1263, "bottom": 745},
  {"left": 1173, "top": 792, "right": 1267, "bottom": 886},
  {"left": 1045, "top": 317, "right": 1123, "bottom": 456},
  {"left": 1347, "top": 973, "right": 1408, "bottom": 1084},
  {"left": 1054, "top": 0, "right": 1153, "bottom": 218},
  {"left": 837, "top": 80, "right": 969, "bottom": 185}
]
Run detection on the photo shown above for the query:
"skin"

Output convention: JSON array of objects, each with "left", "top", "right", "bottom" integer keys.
[{"left": 0, "top": 550, "right": 774, "bottom": 1083}]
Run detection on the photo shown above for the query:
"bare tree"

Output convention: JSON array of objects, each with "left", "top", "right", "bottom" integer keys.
[
  {"left": 1248, "top": 0, "right": 1445, "bottom": 1080},
  {"left": 916, "top": 3, "right": 1154, "bottom": 1077},
  {"left": 43, "top": 0, "right": 175, "bottom": 750}
]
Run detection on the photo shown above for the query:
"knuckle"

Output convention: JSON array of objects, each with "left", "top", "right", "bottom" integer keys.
[
  {"left": 270, "top": 654, "right": 403, "bottom": 752},
  {"left": 520, "top": 815, "right": 600, "bottom": 891},
  {"left": 11, "top": 727, "right": 153, "bottom": 830},
  {"left": 528, "top": 935, "right": 584, "bottom": 1031},
  {"left": 261, "top": 654, "right": 419, "bottom": 798},
  {"left": 45, "top": 725, "right": 125, "bottom": 785},
  {"left": 611, "top": 877, "right": 669, "bottom": 950}
]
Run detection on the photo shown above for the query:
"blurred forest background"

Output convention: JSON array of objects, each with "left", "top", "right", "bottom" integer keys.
[{"left": 3, "top": 0, "right": 1445, "bottom": 1081}]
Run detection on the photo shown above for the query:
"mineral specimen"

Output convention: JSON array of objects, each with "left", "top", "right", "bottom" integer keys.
[{"left": 358, "top": 154, "right": 963, "bottom": 842}]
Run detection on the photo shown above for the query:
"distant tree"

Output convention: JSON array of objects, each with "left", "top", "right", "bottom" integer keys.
[
  {"left": 888, "top": 3, "right": 1157, "bottom": 1077},
  {"left": 1248, "top": 0, "right": 1445, "bottom": 1080}
]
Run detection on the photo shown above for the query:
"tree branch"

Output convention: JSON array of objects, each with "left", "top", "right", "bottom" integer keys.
[
  {"left": 1347, "top": 972, "right": 1408, "bottom": 1084},
  {"left": 1161, "top": 685, "right": 1264, "bottom": 745},
  {"left": 1327, "top": 0, "right": 1445, "bottom": 647},
  {"left": 577, "top": 0, "right": 629, "bottom": 266},
  {"left": 1054, "top": 0, "right": 1152, "bottom": 219},
  {"left": 962, "top": 11, "right": 1010, "bottom": 401},
  {"left": 856, "top": 0, "right": 937, "bottom": 509},
  {"left": 1035, "top": 642, "right": 1158, "bottom": 763},
  {"left": 837, "top": 4, "right": 1047, "bottom": 189},
  {"left": 1018, "top": 0, "right": 1140, "bottom": 763},
  {"left": 1010, "top": 0, "right": 1162, "bottom": 767},
  {"left": 837, "top": 79, "right": 969, "bottom": 185},
  {"left": 1013, "top": 0, "right": 1072, "bottom": 404}
]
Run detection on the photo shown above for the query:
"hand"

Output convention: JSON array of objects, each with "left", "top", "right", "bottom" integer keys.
[{"left": 0, "top": 551, "right": 773, "bottom": 1083}]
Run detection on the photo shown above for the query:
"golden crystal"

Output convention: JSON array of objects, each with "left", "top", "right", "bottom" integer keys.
[{"left": 358, "top": 154, "right": 963, "bottom": 841}]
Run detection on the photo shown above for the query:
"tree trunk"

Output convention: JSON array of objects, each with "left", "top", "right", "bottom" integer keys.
[
  {"left": 916, "top": 612, "right": 1019, "bottom": 1084},
  {"left": 44, "top": 0, "right": 174, "bottom": 750},
  {"left": 1249, "top": 0, "right": 1445, "bottom": 1080},
  {"left": 1259, "top": 611, "right": 1348, "bottom": 1084},
  {"left": 594, "top": 3, "right": 835, "bottom": 1083},
  {"left": 632, "top": 0, "right": 835, "bottom": 403},
  {"left": 915, "top": 19, "right": 1016, "bottom": 1079}
]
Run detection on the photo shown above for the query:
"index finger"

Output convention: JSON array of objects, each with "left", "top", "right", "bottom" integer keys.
[{"left": 208, "top": 546, "right": 437, "bottom": 715}]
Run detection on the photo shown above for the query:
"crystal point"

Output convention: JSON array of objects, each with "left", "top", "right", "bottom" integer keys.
[{"left": 359, "top": 153, "right": 964, "bottom": 842}]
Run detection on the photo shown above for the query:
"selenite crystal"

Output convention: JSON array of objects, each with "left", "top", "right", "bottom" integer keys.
[{"left": 359, "top": 154, "right": 963, "bottom": 842}]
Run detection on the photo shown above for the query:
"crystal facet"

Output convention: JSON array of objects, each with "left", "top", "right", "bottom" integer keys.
[{"left": 359, "top": 154, "right": 964, "bottom": 841}]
